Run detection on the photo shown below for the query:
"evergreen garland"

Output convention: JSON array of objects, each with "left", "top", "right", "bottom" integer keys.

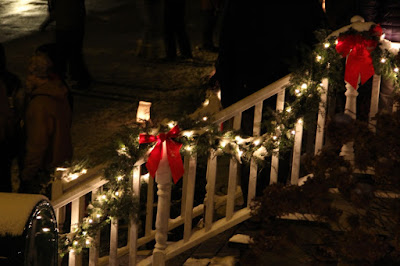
[{"left": 59, "top": 23, "right": 400, "bottom": 258}]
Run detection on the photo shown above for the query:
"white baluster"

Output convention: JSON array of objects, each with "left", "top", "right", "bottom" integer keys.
[
  {"left": 291, "top": 119, "right": 304, "bottom": 185},
  {"left": 129, "top": 166, "right": 141, "bottom": 266},
  {"left": 226, "top": 113, "right": 241, "bottom": 220},
  {"left": 340, "top": 81, "right": 359, "bottom": 161},
  {"left": 69, "top": 197, "right": 85, "bottom": 266},
  {"left": 204, "top": 150, "right": 217, "bottom": 231},
  {"left": 153, "top": 141, "right": 172, "bottom": 266},
  {"left": 109, "top": 218, "right": 118, "bottom": 266},
  {"left": 315, "top": 78, "right": 328, "bottom": 155},
  {"left": 181, "top": 156, "right": 190, "bottom": 219},
  {"left": 89, "top": 188, "right": 100, "bottom": 266},
  {"left": 369, "top": 74, "right": 381, "bottom": 132},
  {"left": 270, "top": 89, "right": 285, "bottom": 184},
  {"left": 248, "top": 102, "right": 262, "bottom": 206},
  {"left": 145, "top": 176, "right": 154, "bottom": 236},
  {"left": 183, "top": 154, "right": 197, "bottom": 242}
]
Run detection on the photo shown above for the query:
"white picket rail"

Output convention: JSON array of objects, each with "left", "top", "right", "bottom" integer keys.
[{"left": 52, "top": 70, "right": 386, "bottom": 265}]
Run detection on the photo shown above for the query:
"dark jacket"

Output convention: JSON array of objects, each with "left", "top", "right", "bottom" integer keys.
[
  {"left": 21, "top": 54, "right": 72, "bottom": 181},
  {"left": 55, "top": 0, "right": 86, "bottom": 31},
  {"left": 360, "top": 0, "right": 400, "bottom": 42},
  {"left": 325, "top": 0, "right": 400, "bottom": 42},
  {"left": 215, "top": 0, "right": 325, "bottom": 108}
]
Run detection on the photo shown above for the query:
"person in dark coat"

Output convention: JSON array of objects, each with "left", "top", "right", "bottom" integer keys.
[
  {"left": 19, "top": 52, "right": 73, "bottom": 194},
  {"left": 163, "top": 0, "right": 193, "bottom": 60},
  {"left": 200, "top": 0, "right": 224, "bottom": 52},
  {"left": 213, "top": 0, "right": 326, "bottom": 108},
  {"left": 55, "top": 0, "right": 92, "bottom": 90},
  {"left": 0, "top": 43, "right": 23, "bottom": 192}
]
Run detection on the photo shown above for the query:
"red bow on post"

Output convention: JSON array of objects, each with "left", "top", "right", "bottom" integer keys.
[
  {"left": 335, "top": 25, "right": 382, "bottom": 89},
  {"left": 139, "top": 125, "right": 184, "bottom": 184}
]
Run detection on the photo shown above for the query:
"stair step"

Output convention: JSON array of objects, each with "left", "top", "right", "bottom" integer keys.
[{"left": 183, "top": 256, "right": 238, "bottom": 266}]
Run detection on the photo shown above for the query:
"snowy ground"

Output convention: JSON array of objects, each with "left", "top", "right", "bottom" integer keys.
[{"left": 3, "top": 0, "right": 218, "bottom": 165}]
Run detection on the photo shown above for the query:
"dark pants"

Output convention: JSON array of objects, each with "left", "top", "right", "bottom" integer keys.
[
  {"left": 56, "top": 28, "right": 91, "bottom": 85},
  {"left": 164, "top": 0, "right": 192, "bottom": 58},
  {"left": 201, "top": 9, "right": 219, "bottom": 49}
]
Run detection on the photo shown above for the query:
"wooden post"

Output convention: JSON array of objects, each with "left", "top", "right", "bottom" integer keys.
[
  {"left": 153, "top": 141, "right": 172, "bottom": 266},
  {"left": 270, "top": 89, "right": 285, "bottom": 184},
  {"left": 69, "top": 197, "right": 85, "bottom": 266},
  {"left": 314, "top": 78, "right": 328, "bottom": 155},
  {"left": 291, "top": 119, "right": 304, "bottom": 185},
  {"left": 109, "top": 218, "right": 119, "bottom": 266},
  {"left": 340, "top": 81, "right": 359, "bottom": 161},
  {"left": 129, "top": 165, "right": 141, "bottom": 266},
  {"left": 369, "top": 74, "right": 381, "bottom": 132},
  {"left": 183, "top": 154, "right": 197, "bottom": 242},
  {"left": 226, "top": 113, "right": 241, "bottom": 220},
  {"left": 204, "top": 150, "right": 217, "bottom": 231},
  {"left": 89, "top": 188, "right": 100, "bottom": 266},
  {"left": 247, "top": 102, "right": 262, "bottom": 206}
]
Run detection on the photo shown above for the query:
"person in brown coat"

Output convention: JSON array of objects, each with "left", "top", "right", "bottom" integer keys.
[
  {"left": 0, "top": 43, "right": 23, "bottom": 192},
  {"left": 19, "top": 52, "right": 73, "bottom": 194}
]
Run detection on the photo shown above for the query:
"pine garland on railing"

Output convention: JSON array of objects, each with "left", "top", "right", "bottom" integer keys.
[{"left": 58, "top": 23, "right": 400, "bottom": 257}]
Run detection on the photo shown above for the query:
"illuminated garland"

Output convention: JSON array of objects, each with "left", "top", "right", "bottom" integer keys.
[{"left": 58, "top": 24, "right": 400, "bottom": 256}]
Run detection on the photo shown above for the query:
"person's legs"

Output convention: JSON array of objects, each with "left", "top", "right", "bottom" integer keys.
[{"left": 164, "top": 0, "right": 178, "bottom": 59}]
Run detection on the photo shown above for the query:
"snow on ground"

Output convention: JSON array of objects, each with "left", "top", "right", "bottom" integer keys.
[{"left": 0, "top": 193, "right": 47, "bottom": 236}]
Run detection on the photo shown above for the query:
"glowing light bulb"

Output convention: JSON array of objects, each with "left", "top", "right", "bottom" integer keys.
[
  {"left": 185, "top": 146, "right": 192, "bottom": 151},
  {"left": 96, "top": 214, "right": 101, "bottom": 218},
  {"left": 324, "top": 42, "right": 330, "bottom": 48},
  {"left": 203, "top": 99, "right": 209, "bottom": 106},
  {"left": 395, "top": 67, "right": 399, "bottom": 73},
  {"left": 36, "top": 215, "right": 42, "bottom": 220},
  {"left": 335, "top": 39, "right": 339, "bottom": 45},
  {"left": 253, "top": 139, "right": 260, "bottom": 146},
  {"left": 73, "top": 241, "right": 78, "bottom": 246},
  {"left": 295, "top": 89, "right": 301, "bottom": 95},
  {"left": 102, "top": 195, "right": 107, "bottom": 200},
  {"left": 220, "top": 140, "right": 227, "bottom": 148},
  {"left": 298, "top": 118, "right": 303, "bottom": 124},
  {"left": 291, "top": 130, "right": 296, "bottom": 135},
  {"left": 82, "top": 231, "right": 87, "bottom": 236},
  {"left": 117, "top": 176, "right": 123, "bottom": 181},
  {"left": 316, "top": 55, "right": 322, "bottom": 62},
  {"left": 183, "top": 131, "right": 193, "bottom": 138},
  {"left": 301, "top": 83, "right": 307, "bottom": 89},
  {"left": 272, "top": 136, "right": 278, "bottom": 140},
  {"left": 381, "top": 58, "right": 387, "bottom": 63},
  {"left": 202, "top": 116, "right": 208, "bottom": 121},
  {"left": 42, "top": 228, "right": 50, "bottom": 232},
  {"left": 168, "top": 121, "right": 175, "bottom": 128},
  {"left": 81, "top": 169, "right": 87, "bottom": 174},
  {"left": 286, "top": 107, "right": 292, "bottom": 113},
  {"left": 238, "top": 150, "right": 243, "bottom": 157},
  {"left": 86, "top": 239, "right": 91, "bottom": 245},
  {"left": 115, "top": 191, "right": 119, "bottom": 196},
  {"left": 88, "top": 219, "right": 93, "bottom": 224}
]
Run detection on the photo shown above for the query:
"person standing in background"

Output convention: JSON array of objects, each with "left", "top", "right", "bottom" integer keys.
[
  {"left": 19, "top": 51, "right": 73, "bottom": 194},
  {"left": 163, "top": 0, "right": 193, "bottom": 60},
  {"left": 55, "top": 0, "right": 92, "bottom": 90},
  {"left": 200, "top": 0, "right": 224, "bottom": 52}
]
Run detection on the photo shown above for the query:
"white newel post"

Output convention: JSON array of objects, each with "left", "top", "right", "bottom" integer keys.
[
  {"left": 153, "top": 141, "right": 172, "bottom": 266},
  {"left": 340, "top": 81, "right": 359, "bottom": 161}
]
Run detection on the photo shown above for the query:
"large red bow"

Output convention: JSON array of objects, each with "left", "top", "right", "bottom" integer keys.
[
  {"left": 139, "top": 125, "right": 184, "bottom": 184},
  {"left": 335, "top": 25, "right": 382, "bottom": 89}
]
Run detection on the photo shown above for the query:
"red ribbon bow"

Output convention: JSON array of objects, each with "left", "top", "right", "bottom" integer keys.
[
  {"left": 335, "top": 25, "right": 382, "bottom": 89},
  {"left": 139, "top": 125, "right": 184, "bottom": 184}
]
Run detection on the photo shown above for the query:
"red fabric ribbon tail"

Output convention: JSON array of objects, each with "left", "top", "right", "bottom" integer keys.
[
  {"left": 166, "top": 139, "right": 184, "bottom": 184},
  {"left": 146, "top": 140, "right": 162, "bottom": 179}
]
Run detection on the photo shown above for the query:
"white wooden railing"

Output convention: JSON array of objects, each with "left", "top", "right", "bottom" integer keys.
[{"left": 51, "top": 64, "right": 391, "bottom": 265}]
